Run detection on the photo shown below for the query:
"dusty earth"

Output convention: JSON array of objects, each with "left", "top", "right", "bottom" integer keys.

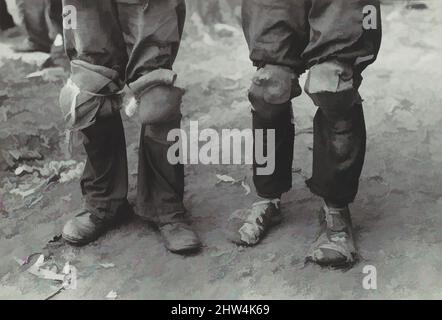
[{"left": 1, "top": 2, "right": 442, "bottom": 300}]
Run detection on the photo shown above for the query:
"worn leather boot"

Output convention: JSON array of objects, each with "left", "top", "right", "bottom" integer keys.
[
  {"left": 226, "top": 199, "right": 282, "bottom": 246},
  {"left": 306, "top": 204, "right": 357, "bottom": 268},
  {"left": 62, "top": 211, "right": 108, "bottom": 246},
  {"left": 159, "top": 222, "right": 202, "bottom": 254},
  {"left": 62, "top": 203, "right": 131, "bottom": 246}
]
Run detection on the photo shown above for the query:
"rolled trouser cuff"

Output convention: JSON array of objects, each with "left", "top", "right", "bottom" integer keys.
[
  {"left": 136, "top": 206, "right": 187, "bottom": 227},
  {"left": 84, "top": 199, "right": 129, "bottom": 222},
  {"left": 305, "top": 179, "right": 357, "bottom": 206},
  {"left": 256, "top": 190, "right": 288, "bottom": 200}
]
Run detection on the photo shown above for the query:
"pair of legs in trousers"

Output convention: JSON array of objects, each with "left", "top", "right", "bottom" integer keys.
[
  {"left": 228, "top": 0, "right": 382, "bottom": 268},
  {"left": 60, "top": 0, "right": 201, "bottom": 254},
  {"left": 14, "top": 0, "right": 62, "bottom": 53}
]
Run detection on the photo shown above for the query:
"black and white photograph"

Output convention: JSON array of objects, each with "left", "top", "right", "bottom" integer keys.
[{"left": 0, "top": 0, "right": 441, "bottom": 304}]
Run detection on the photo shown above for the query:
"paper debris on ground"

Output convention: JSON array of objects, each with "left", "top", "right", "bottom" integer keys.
[
  {"left": 26, "top": 67, "right": 65, "bottom": 82},
  {"left": 216, "top": 175, "right": 251, "bottom": 195},
  {"left": 14, "top": 257, "right": 28, "bottom": 266},
  {"left": 10, "top": 186, "right": 39, "bottom": 198},
  {"left": 27, "top": 254, "right": 65, "bottom": 282},
  {"left": 106, "top": 290, "right": 118, "bottom": 300},
  {"left": 62, "top": 262, "right": 77, "bottom": 290},
  {"left": 14, "top": 160, "right": 80, "bottom": 178},
  {"left": 13, "top": 252, "right": 42, "bottom": 267},
  {"left": 8, "top": 148, "right": 43, "bottom": 162},
  {"left": 216, "top": 174, "right": 237, "bottom": 184},
  {"left": 11, "top": 161, "right": 85, "bottom": 202},
  {"left": 59, "top": 162, "right": 85, "bottom": 183}
]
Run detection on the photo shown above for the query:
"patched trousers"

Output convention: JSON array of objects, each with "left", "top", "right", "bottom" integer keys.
[
  {"left": 243, "top": 0, "right": 382, "bottom": 204},
  {"left": 62, "top": 0, "right": 187, "bottom": 225}
]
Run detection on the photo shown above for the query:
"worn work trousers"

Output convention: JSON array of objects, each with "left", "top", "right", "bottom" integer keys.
[
  {"left": 243, "top": 0, "right": 382, "bottom": 204},
  {"left": 16, "top": 0, "right": 62, "bottom": 51},
  {"left": 63, "top": 0, "right": 187, "bottom": 225}
]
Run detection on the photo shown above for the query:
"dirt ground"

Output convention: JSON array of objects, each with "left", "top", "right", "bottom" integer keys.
[{"left": 1, "top": 2, "right": 442, "bottom": 300}]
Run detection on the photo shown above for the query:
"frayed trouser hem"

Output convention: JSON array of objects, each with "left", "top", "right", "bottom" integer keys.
[
  {"left": 305, "top": 179, "right": 357, "bottom": 206},
  {"left": 136, "top": 205, "right": 187, "bottom": 227}
]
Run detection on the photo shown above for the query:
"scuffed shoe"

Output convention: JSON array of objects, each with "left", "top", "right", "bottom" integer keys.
[
  {"left": 159, "top": 222, "right": 202, "bottom": 254},
  {"left": 62, "top": 211, "right": 108, "bottom": 246},
  {"left": 226, "top": 199, "right": 282, "bottom": 246},
  {"left": 306, "top": 205, "right": 357, "bottom": 268}
]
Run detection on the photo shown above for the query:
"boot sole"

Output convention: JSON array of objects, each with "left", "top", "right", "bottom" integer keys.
[
  {"left": 166, "top": 243, "right": 202, "bottom": 255},
  {"left": 62, "top": 232, "right": 101, "bottom": 247}
]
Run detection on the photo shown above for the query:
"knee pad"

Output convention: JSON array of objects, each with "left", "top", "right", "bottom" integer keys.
[
  {"left": 60, "top": 60, "right": 123, "bottom": 130},
  {"left": 305, "top": 60, "right": 359, "bottom": 110},
  {"left": 138, "top": 85, "right": 183, "bottom": 125},
  {"left": 127, "top": 69, "right": 183, "bottom": 125},
  {"left": 248, "top": 64, "right": 301, "bottom": 121}
]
